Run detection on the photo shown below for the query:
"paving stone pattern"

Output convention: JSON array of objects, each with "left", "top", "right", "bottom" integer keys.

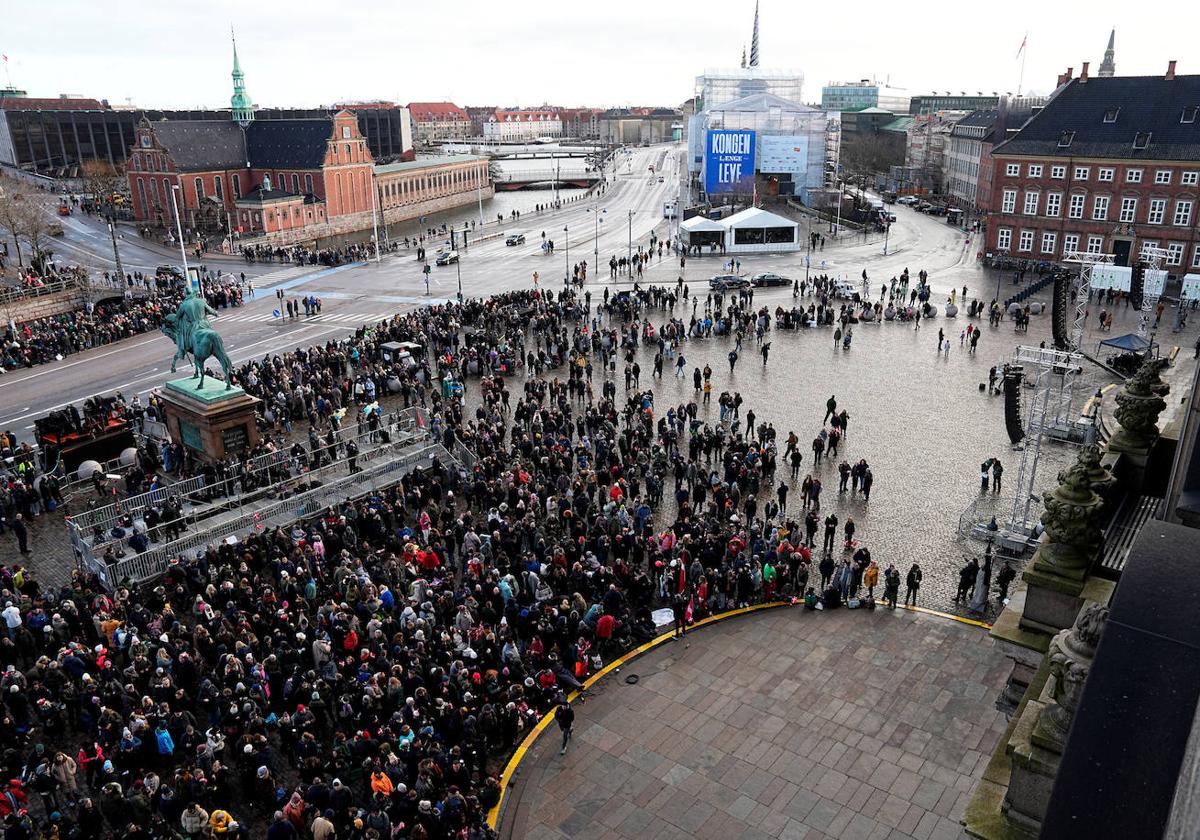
[{"left": 506, "top": 606, "right": 1010, "bottom": 840}]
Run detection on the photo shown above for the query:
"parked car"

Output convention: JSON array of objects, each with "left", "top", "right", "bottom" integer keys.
[
  {"left": 505, "top": 233, "right": 526, "bottom": 246},
  {"left": 56, "top": 204, "right": 72, "bottom": 217},
  {"left": 896, "top": 196, "right": 919, "bottom": 205},
  {"left": 435, "top": 250, "right": 459, "bottom": 266},
  {"left": 831, "top": 281, "right": 858, "bottom": 299},
  {"left": 751, "top": 272, "right": 791, "bottom": 287},
  {"left": 709, "top": 274, "right": 749, "bottom": 290}
]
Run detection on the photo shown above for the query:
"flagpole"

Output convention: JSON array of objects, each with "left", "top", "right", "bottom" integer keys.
[{"left": 1017, "top": 33, "right": 1028, "bottom": 96}]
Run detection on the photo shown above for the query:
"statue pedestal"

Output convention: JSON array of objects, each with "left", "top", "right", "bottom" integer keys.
[{"left": 159, "top": 377, "right": 260, "bottom": 464}]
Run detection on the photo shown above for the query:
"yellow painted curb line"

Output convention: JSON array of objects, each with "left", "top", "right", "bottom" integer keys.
[
  {"left": 900, "top": 603, "right": 993, "bottom": 629},
  {"left": 485, "top": 597, "right": 992, "bottom": 829},
  {"left": 485, "top": 600, "right": 787, "bottom": 828}
]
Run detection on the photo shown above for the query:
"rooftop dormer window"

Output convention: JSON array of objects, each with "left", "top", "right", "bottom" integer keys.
[
  {"left": 1182, "top": 107, "right": 1198, "bottom": 124},
  {"left": 1103, "top": 107, "right": 1120, "bottom": 123},
  {"left": 1057, "top": 131, "right": 1075, "bottom": 148},
  {"left": 1133, "top": 132, "right": 1151, "bottom": 150}
]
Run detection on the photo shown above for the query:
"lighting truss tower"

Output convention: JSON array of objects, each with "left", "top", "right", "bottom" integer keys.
[
  {"left": 1006, "top": 345, "right": 1085, "bottom": 545},
  {"left": 1140, "top": 245, "right": 1167, "bottom": 316},
  {"left": 1062, "top": 250, "right": 1113, "bottom": 352}
]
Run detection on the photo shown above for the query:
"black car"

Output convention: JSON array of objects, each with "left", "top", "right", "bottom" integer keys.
[
  {"left": 505, "top": 233, "right": 526, "bottom": 246},
  {"left": 751, "top": 272, "right": 791, "bottom": 287},
  {"left": 709, "top": 274, "right": 749, "bottom": 290},
  {"left": 435, "top": 250, "right": 459, "bottom": 266}
]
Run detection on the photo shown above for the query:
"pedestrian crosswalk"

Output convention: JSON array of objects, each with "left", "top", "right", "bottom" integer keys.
[{"left": 216, "top": 311, "right": 393, "bottom": 324}]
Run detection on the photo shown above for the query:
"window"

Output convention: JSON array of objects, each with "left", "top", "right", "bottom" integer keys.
[
  {"left": 1005, "top": 163, "right": 1020, "bottom": 177},
  {"left": 1133, "top": 132, "right": 1151, "bottom": 150},
  {"left": 997, "top": 228, "right": 1012, "bottom": 250},
  {"left": 1184, "top": 107, "right": 1198, "bottom": 124},
  {"left": 1167, "top": 242, "right": 1185, "bottom": 265},
  {"left": 1148, "top": 198, "right": 1167, "bottom": 224},
  {"left": 1098, "top": 167, "right": 1115, "bottom": 182},
  {"left": 1087, "top": 235, "right": 1104, "bottom": 254},
  {"left": 1074, "top": 166, "right": 1090, "bottom": 180},
  {"left": 304, "top": 174, "right": 313, "bottom": 194},
  {"left": 1092, "top": 196, "right": 1109, "bottom": 221},
  {"left": 1174, "top": 200, "right": 1193, "bottom": 227},
  {"left": 1119, "top": 197, "right": 1137, "bottom": 223},
  {"left": 1156, "top": 169, "right": 1173, "bottom": 185},
  {"left": 1018, "top": 230, "right": 1034, "bottom": 252},
  {"left": 214, "top": 177, "right": 224, "bottom": 201},
  {"left": 1068, "top": 193, "right": 1085, "bottom": 219},
  {"left": 1051, "top": 165, "right": 1066, "bottom": 179},
  {"left": 1058, "top": 131, "right": 1075, "bottom": 148},
  {"left": 292, "top": 174, "right": 300, "bottom": 194},
  {"left": 1046, "top": 193, "right": 1062, "bottom": 217},
  {"left": 1193, "top": 246, "right": 1200, "bottom": 269},
  {"left": 1064, "top": 233, "right": 1080, "bottom": 254},
  {"left": 232, "top": 174, "right": 241, "bottom": 198},
  {"left": 1041, "top": 232, "right": 1058, "bottom": 254},
  {"left": 194, "top": 177, "right": 204, "bottom": 200},
  {"left": 1028, "top": 164, "right": 1043, "bottom": 177},
  {"left": 1001, "top": 189, "right": 1017, "bottom": 213},
  {"left": 1183, "top": 171, "right": 1199, "bottom": 186},
  {"left": 1103, "top": 107, "right": 1120, "bottom": 123},
  {"left": 1024, "top": 191, "right": 1040, "bottom": 215},
  {"left": 1126, "top": 168, "right": 1143, "bottom": 183},
  {"left": 1140, "top": 240, "right": 1159, "bottom": 259}
]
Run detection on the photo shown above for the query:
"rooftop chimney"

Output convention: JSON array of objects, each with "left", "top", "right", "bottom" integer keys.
[
  {"left": 1080, "top": 62, "right": 1090, "bottom": 83},
  {"left": 1166, "top": 60, "right": 1177, "bottom": 80}
]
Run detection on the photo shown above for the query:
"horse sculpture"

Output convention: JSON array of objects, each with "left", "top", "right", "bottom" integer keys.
[{"left": 160, "top": 314, "right": 234, "bottom": 390}]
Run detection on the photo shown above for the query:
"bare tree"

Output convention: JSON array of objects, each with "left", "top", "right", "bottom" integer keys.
[
  {"left": 24, "top": 203, "right": 51, "bottom": 272},
  {"left": 80, "top": 159, "right": 126, "bottom": 220},
  {"left": 0, "top": 186, "right": 32, "bottom": 269}
]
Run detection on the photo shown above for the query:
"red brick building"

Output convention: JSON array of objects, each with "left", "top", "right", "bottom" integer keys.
[
  {"left": 985, "top": 63, "right": 1200, "bottom": 274},
  {"left": 126, "top": 109, "right": 375, "bottom": 240}
]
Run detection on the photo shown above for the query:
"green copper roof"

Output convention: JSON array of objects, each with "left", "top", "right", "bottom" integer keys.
[{"left": 230, "top": 30, "right": 254, "bottom": 123}]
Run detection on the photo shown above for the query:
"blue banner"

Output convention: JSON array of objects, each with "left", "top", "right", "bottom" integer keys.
[{"left": 704, "top": 130, "right": 756, "bottom": 194}]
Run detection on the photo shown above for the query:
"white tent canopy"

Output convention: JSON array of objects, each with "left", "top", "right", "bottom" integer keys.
[
  {"left": 680, "top": 216, "right": 725, "bottom": 232},
  {"left": 721, "top": 207, "right": 799, "bottom": 252}
]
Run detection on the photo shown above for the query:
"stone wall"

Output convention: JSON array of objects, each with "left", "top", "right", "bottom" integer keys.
[
  {"left": 381, "top": 185, "right": 495, "bottom": 228},
  {"left": 2, "top": 288, "right": 85, "bottom": 325}
]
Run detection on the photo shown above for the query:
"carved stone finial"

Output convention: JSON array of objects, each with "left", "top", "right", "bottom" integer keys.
[
  {"left": 1034, "top": 457, "right": 1104, "bottom": 577},
  {"left": 1078, "top": 443, "right": 1116, "bottom": 497},
  {"left": 1110, "top": 357, "right": 1170, "bottom": 451},
  {"left": 1035, "top": 602, "right": 1109, "bottom": 750}
]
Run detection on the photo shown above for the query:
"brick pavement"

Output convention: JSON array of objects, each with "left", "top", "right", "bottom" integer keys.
[{"left": 502, "top": 606, "right": 1009, "bottom": 840}]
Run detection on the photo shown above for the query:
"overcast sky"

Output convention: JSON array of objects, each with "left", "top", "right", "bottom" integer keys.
[{"left": 2, "top": 0, "right": 1189, "bottom": 109}]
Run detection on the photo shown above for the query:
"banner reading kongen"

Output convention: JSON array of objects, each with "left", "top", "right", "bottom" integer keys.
[{"left": 704, "top": 129, "right": 756, "bottom": 195}]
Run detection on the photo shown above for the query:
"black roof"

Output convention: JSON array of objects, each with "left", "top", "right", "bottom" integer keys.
[
  {"left": 236, "top": 186, "right": 298, "bottom": 204},
  {"left": 150, "top": 117, "right": 332, "bottom": 172},
  {"left": 246, "top": 119, "right": 332, "bottom": 170},
  {"left": 994, "top": 74, "right": 1200, "bottom": 160},
  {"left": 152, "top": 120, "right": 247, "bottom": 172}
]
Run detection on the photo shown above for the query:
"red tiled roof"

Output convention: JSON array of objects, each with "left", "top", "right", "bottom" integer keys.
[
  {"left": 406, "top": 102, "right": 469, "bottom": 122},
  {"left": 0, "top": 97, "right": 105, "bottom": 111},
  {"left": 492, "top": 109, "right": 561, "bottom": 121}
]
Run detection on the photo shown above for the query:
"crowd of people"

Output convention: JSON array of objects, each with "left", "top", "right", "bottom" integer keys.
[
  {"left": 0, "top": 270, "right": 961, "bottom": 840},
  {"left": 1, "top": 295, "right": 186, "bottom": 371}
]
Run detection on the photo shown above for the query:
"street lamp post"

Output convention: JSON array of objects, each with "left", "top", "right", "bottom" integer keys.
[
  {"left": 883, "top": 220, "right": 890, "bottom": 255},
  {"left": 168, "top": 184, "right": 193, "bottom": 292},
  {"left": 590, "top": 207, "right": 606, "bottom": 273},
  {"left": 627, "top": 208, "right": 633, "bottom": 279},
  {"left": 456, "top": 257, "right": 462, "bottom": 303},
  {"left": 106, "top": 215, "right": 128, "bottom": 296},
  {"left": 563, "top": 224, "right": 569, "bottom": 284}
]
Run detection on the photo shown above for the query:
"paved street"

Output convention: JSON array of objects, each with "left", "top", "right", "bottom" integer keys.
[
  {"left": 8, "top": 142, "right": 1200, "bottom": 615},
  {"left": 502, "top": 605, "right": 1010, "bottom": 840}
]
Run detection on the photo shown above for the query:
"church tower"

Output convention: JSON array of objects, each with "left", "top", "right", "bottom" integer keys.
[
  {"left": 1098, "top": 29, "right": 1116, "bottom": 78},
  {"left": 230, "top": 28, "right": 255, "bottom": 127}
]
